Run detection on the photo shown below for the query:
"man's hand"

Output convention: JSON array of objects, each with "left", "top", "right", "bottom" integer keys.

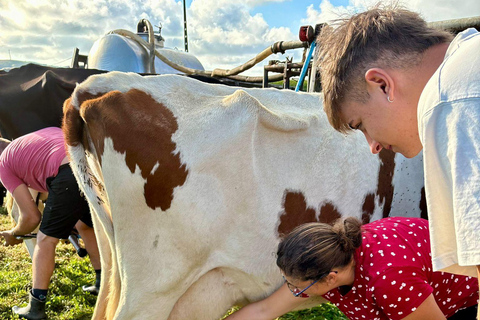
[{"left": 0, "top": 230, "right": 23, "bottom": 246}]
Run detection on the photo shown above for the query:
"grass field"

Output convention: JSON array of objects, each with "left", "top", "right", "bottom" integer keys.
[{"left": 0, "top": 209, "right": 347, "bottom": 320}]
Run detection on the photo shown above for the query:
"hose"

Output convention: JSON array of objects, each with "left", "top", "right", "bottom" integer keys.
[{"left": 107, "top": 29, "right": 308, "bottom": 83}]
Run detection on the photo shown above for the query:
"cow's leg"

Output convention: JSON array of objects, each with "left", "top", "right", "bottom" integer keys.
[
  {"left": 89, "top": 206, "right": 120, "bottom": 320},
  {"left": 168, "top": 268, "right": 250, "bottom": 320},
  {"left": 108, "top": 236, "right": 198, "bottom": 320},
  {"left": 168, "top": 268, "right": 329, "bottom": 320},
  {"left": 112, "top": 284, "right": 186, "bottom": 320}
]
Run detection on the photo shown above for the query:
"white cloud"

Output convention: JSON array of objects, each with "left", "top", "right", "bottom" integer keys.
[
  {"left": 302, "top": 1, "right": 351, "bottom": 26},
  {"left": 185, "top": 0, "right": 296, "bottom": 72},
  {"left": 0, "top": 0, "right": 298, "bottom": 75},
  {"left": 302, "top": 0, "right": 480, "bottom": 25},
  {"left": 0, "top": 0, "right": 477, "bottom": 76}
]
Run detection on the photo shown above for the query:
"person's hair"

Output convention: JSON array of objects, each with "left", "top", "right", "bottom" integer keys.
[
  {"left": 317, "top": 4, "right": 453, "bottom": 133},
  {"left": 0, "top": 137, "right": 10, "bottom": 154},
  {"left": 277, "top": 217, "right": 363, "bottom": 282}
]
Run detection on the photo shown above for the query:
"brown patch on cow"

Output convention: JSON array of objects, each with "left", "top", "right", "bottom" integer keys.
[
  {"left": 79, "top": 89, "right": 189, "bottom": 211},
  {"left": 62, "top": 97, "right": 83, "bottom": 148},
  {"left": 63, "top": 92, "right": 109, "bottom": 157},
  {"left": 377, "top": 149, "right": 396, "bottom": 218},
  {"left": 278, "top": 191, "right": 317, "bottom": 236},
  {"left": 78, "top": 92, "right": 115, "bottom": 163},
  {"left": 318, "top": 202, "right": 342, "bottom": 224},
  {"left": 277, "top": 190, "right": 342, "bottom": 236},
  {"left": 361, "top": 193, "right": 376, "bottom": 224},
  {"left": 420, "top": 187, "right": 428, "bottom": 220}
]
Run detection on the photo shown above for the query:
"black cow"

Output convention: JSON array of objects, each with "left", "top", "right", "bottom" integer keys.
[{"left": 0, "top": 64, "right": 107, "bottom": 140}]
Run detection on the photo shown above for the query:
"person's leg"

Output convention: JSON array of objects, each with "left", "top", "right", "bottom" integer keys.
[
  {"left": 32, "top": 231, "right": 59, "bottom": 289},
  {"left": 76, "top": 219, "right": 101, "bottom": 295},
  {"left": 13, "top": 165, "right": 78, "bottom": 319},
  {"left": 75, "top": 220, "right": 100, "bottom": 269},
  {"left": 12, "top": 231, "right": 59, "bottom": 320}
]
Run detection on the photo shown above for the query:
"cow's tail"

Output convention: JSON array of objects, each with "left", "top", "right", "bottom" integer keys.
[{"left": 62, "top": 95, "right": 120, "bottom": 320}]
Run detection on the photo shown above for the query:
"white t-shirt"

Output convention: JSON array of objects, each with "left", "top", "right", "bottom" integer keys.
[{"left": 418, "top": 28, "right": 480, "bottom": 277}]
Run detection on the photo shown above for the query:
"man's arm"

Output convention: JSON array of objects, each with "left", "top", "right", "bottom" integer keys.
[
  {"left": 225, "top": 283, "right": 308, "bottom": 320},
  {"left": 477, "top": 266, "right": 480, "bottom": 320},
  {"left": 0, "top": 184, "right": 41, "bottom": 246}
]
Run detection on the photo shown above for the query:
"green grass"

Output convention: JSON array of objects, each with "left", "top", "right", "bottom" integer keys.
[
  {"left": 0, "top": 208, "right": 347, "bottom": 320},
  {"left": 0, "top": 210, "right": 96, "bottom": 320},
  {"left": 270, "top": 79, "right": 308, "bottom": 91}
]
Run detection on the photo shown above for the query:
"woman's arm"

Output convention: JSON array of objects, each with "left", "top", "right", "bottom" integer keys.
[
  {"left": 225, "top": 283, "right": 308, "bottom": 320},
  {"left": 401, "top": 294, "right": 446, "bottom": 320}
]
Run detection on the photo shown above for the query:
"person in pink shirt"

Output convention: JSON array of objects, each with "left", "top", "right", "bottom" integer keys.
[
  {"left": 0, "top": 127, "right": 101, "bottom": 320},
  {"left": 226, "top": 217, "right": 479, "bottom": 320}
]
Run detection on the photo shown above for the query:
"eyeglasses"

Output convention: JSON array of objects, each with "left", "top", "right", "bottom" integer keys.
[
  {"left": 282, "top": 271, "right": 338, "bottom": 298},
  {"left": 282, "top": 275, "right": 318, "bottom": 298}
]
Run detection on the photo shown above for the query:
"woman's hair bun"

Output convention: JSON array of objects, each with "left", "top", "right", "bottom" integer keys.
[{"left": 332, "top": 217, "right": 363, "bottom": 252}]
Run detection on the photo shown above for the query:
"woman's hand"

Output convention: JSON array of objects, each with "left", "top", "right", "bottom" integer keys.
[{"left": 225, "top": 283, "right": 309, "bottom": 320}]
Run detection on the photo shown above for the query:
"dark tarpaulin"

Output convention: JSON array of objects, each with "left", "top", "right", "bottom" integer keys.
[
  {"left": 0, "top": 64, "right": 221, "bottom": 202},
  {"left": 0, "top": 64, "right": 223, "bottom": 141},
  {"left": 0, "top": 64, "right": 107, "bottom": 140}
]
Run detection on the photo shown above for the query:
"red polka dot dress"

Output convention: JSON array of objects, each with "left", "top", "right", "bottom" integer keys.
[{"left": 322, "top": 217, "right": 478, "bottom": 320}]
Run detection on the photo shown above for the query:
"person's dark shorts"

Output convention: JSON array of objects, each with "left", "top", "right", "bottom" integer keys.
[{"left": 39, "top": 164, "right": 92, "bottom": 239}]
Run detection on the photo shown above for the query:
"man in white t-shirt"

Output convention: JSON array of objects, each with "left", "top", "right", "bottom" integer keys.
[{"left": 317, "top": 4, "right": 480, "bottom": 317}]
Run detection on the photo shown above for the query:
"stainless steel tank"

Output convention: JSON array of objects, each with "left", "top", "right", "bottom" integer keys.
[{"left": 87, "top": 21, "right": 204, "bottom": 74}]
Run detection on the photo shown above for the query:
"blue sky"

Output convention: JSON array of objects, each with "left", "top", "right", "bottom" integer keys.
[
  {"left": 251, "top": 0, "right": 348, "bottom": 29},
  {"left": 0, "top": 0, "right": 478, "bottom": 75}
]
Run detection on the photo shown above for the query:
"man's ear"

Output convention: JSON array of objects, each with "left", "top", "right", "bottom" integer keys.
[{"left": 365, "top": 68, "right": 395, "bottom": 101}]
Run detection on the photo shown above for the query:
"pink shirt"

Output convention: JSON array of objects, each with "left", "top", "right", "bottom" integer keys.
[
  {"left": 0, "top": 127, "right": 67, "bottom": 193},
  {"left": 323, "top": 217, "right": 478, "bottom": 320}
]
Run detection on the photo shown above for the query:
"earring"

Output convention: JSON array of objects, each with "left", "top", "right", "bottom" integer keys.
[{"left": 387, "top": 96, "right": 394, "bottom": 103}]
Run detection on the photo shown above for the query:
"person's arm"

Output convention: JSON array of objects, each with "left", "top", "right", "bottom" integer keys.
[
  {"left": 225, "top": 283, "right": 308, "bottom": 320},
  {"left": 0, "top": 184, "right": 41, "bottom": 246},
  {"left": 400, "top": 294, "right": 446, "bottom": 320},
  {"left": 477, "top": 266, "right": 480, "bottom": 320}
]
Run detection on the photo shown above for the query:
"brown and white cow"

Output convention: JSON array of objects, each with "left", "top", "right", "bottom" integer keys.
[{"left": 62, "top": 72, "right": 426, "bottom": 320}]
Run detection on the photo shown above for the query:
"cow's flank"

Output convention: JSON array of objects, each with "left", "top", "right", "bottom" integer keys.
[
  {"left": 78, "top": 89, "right": 188, "bottom": 211},
  {"left": 63, "top": 72, "right": 426, "bottom": 320},
  {"left": 377, "top": 150, "right": 396, "bottom": 218}
]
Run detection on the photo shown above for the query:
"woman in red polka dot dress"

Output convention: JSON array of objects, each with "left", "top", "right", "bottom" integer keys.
[{"left": 226, "top": 217, "right": 478, "bottom": 320}]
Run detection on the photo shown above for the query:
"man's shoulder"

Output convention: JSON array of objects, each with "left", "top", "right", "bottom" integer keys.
[{"left": 419, "top": 29, "right": 480, "bottom": 116}]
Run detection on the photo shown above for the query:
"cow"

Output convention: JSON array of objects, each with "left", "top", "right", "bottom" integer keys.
[
  {"left": 62, "top": 71, "right": 426, "bottom": 320},
  {"left": 0, "top": 63, "right": 106, "bottom": 140}
]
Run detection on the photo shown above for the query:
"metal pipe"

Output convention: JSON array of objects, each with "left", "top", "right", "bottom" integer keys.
[
  {"left": 144, "top": 19, "right": 156, "bottom": 74},
  {"left": 264, "top": 63, "right": 304, "bottom": 72},
  {"left": 428, "top": 16, "right": 480, "bottom": 33},
  {"left": 183, "top": 0, "right": 189, "bottom": 52},
  {"left": 109, "top": 29, "right": 306, "bottom": 82},
  {"left": 295, "top": 42, "right": 316, "bottom": 92},
  {"left": 210, "top": 40, "right": 308, "bottom": 77}
]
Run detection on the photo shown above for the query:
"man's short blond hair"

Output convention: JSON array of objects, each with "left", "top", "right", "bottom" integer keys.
[{"left": 317, "top": 4, "right": 453, "bottom": 133}]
